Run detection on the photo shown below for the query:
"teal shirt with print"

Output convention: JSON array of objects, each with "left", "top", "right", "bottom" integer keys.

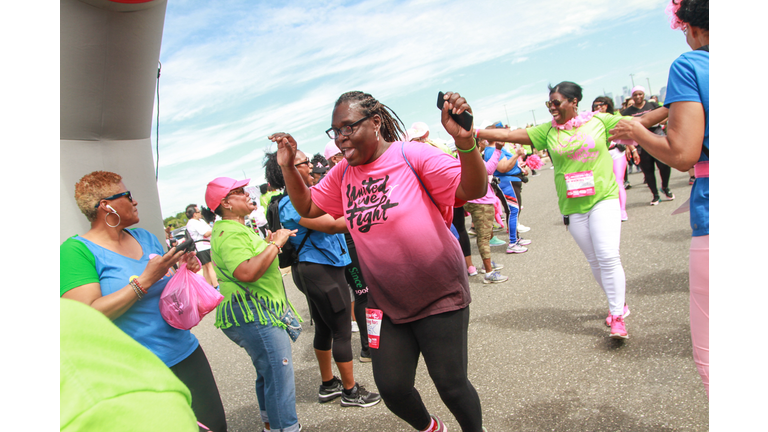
[{"left": 526, "top": 113, "right": 628, "bottom": 215}]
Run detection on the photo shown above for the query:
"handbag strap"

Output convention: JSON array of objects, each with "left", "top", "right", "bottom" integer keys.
[{"left": 217, "top": 264, "right": 290, "bottom": 321}]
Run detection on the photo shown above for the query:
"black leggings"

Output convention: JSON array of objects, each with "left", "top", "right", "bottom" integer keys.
[
  {"left": 292, "top": 262, "right": 353, "bottom": 362},
  {"left": 344, "top": 234, "right": 370, "bottom": 350},
  {"left": 170, "top": 345, "right": 228, "bottom": 432},
  {"left": 453, "top": 206, "right": 471, "bottom": 257},
  {"left": 639, "top": 147, "right": 671, "bottom": 195},
  {"left": 371, "top": 307, "right": 482, "bottom": 432}
]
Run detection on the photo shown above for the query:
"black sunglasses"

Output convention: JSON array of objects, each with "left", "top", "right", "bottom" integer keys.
[
  {"left": 326, "top": 116, "right": 370, "bottom": 140},
  {"left": 545, "top": 99, "right": 567, "bottom": 109},
  {"left": 95, "top": 191, "right": 132, "bottom": 208}
]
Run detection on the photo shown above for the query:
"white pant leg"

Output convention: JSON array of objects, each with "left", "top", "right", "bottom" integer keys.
[{"left": 567, "top": 199, "right": 626, "bottom": 316}]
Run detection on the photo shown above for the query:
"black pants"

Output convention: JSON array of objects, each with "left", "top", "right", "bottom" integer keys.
[
  {"left": 343, "top": 233, "right": 370, "bottom": 350},
  {"left": 639, "top": 147, "right": 671, "bottom": 196},
  {"left": 292, "top": 262, "right": 353, "bottom": 362},
  {"left": 371, "top": 307, "right": 482, "bottom": 432},
  {"left": 453, "top": 206, "right": 471, "bottom": 257},
  {"left": 170, "top": 345, "right": 228, "bottom": 432}
]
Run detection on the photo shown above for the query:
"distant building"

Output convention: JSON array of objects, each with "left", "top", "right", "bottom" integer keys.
[
  {"left": 659, "top": 86, "right": 667, "bottom": 104},
  {"left": 615, "top": 95, "right": 624, "bottom": 109},
  {"left": 622, "top": 86, "right": 630, "bottom": 98}
]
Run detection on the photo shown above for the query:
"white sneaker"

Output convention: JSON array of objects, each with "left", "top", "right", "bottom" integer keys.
[
  {"left": 351, "top": 321, "right": 359, "bottom": 333},
  {"left": 506, "top": 242, "right": 528, "bottom": 254},
  {"left": 517, "top": 224, "right": 531, "bottom": 233}
]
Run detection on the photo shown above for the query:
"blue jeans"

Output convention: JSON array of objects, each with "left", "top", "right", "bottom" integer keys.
[{"left": 221, "top": 299, "right": 300, "bottom": 432}]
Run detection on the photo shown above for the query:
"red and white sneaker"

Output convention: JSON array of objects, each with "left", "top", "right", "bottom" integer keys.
[
  {"left": 606, "top": 304, "right": 630, "bottom": 327},
  {"left": 609, "top": 315, "right": 628, "bottom": 339},
  {"left": 421, "top": 415, "right": 448, "bottom": 432}
]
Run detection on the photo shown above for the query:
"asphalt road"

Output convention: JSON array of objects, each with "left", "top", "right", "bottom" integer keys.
[{"left": 192, "top": 163, "right": 708, "bottom": 431}]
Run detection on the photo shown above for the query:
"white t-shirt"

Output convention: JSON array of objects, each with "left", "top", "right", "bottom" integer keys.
[
  {"left": 250, "top": 206, "right": 268, "bottom": 228},
  {"left": 185, "top": 218, "right": 212, "bottom": 251}
]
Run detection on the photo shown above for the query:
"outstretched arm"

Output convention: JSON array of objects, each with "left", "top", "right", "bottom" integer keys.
[
  {"left": 476, "top": 128, "right": 532, "bottom": 146},
  {"left": 269, "top": 133, "right": 328, "bottom": 218},
  {"left": 609, "top": 102, "right": 704, "bottom": 171}
]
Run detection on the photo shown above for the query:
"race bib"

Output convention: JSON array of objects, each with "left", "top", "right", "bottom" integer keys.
[
  {"left": 564, "top": 171, "right": 595, "bottom": 198},
  {"left": 366, "top": 308, "right": 384, "bottom": 349}
]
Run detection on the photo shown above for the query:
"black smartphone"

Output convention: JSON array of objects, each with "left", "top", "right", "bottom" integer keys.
[
  {"left": 437, "top": 91, "right": 474, "bottom": 131},
  {"left": 174, "top": 229, "right": 196, "bottom": 253}
]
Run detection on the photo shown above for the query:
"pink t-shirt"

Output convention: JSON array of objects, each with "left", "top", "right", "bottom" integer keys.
[{"left": 311, "top": 141, "right": 471, "bottom": 324}]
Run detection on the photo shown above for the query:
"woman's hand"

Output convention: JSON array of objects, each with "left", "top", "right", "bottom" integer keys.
[
  {"left": 609, "top": 119, "right": 642, "bottom": 142},
  {"left": 180, "top": 252, "right": 200, "bottom": 273},
  {"left": 140, "top": 246, "right": 186, "bottom": 288},
  {"left": 269, "top": 133, "right": 298, "bottom": 168},
  {"left": 269, "top": 228, "right": 298, "bottom": 248},
  {"left": 440, "top": 92, "right": 474, "bottom": 142}
]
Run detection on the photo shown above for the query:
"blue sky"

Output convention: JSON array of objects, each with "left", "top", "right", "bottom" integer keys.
[{"left": 153, "top": 0, "right": 690, "bottom": 218}]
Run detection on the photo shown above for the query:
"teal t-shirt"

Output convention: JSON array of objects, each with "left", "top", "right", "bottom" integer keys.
[
  {"left": 209, "top": 220, "right": 302, "bottom": 329},
  {"left": 59, "top": 228, "right": 199, "bottom": 367},
  {"left": 279, "top": 196, "right": 351, "bottom": 267},
  {"left": 526, "top": 113, "right": 627, "bottom": 215},
  {"left": 61, "top": 299, "right": 198, "bottom": 432}
]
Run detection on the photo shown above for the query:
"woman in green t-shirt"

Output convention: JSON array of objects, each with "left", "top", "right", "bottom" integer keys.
[
  {"left": 476, "top": 81, "right": 660, "bottom": 340},
  {"left": 205, "top": 177, "right": 302, "bottom": 432}
]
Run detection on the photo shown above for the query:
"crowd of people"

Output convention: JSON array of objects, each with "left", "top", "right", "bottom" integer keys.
[{"left": 60, "top": 1, "right": 708, "bottom": 430}]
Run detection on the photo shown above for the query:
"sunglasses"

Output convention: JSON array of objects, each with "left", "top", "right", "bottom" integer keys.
[
  {"left": 95, "top": 191, "right": 132, "bottom": 208},
  {"left": 225, "top": 188, "right": 247, "bottom": 198},
  {"left": 545, "top": 99, "right": 568, "bottom": 109}
]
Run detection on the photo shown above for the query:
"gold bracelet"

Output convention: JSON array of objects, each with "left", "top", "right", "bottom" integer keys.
[{"left": 456, "top": 138, "right": 477, "bottom": 153}]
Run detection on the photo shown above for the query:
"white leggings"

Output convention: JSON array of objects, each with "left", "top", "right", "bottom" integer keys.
[{"left": 567, "top": 199, "right": 626, "bottom": 316}]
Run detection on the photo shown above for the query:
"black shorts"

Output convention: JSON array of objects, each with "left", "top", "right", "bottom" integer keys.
[{"left": 196, "top": 248, "right": 212, "bottom": 265}]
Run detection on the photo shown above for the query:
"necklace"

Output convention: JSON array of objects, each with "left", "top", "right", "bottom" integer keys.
[
  {"left": 551, "top": 111, "right": 595, "bottom": 131},
  {"left": 222, "top": 216, "right": 244, "bottom": 223}
]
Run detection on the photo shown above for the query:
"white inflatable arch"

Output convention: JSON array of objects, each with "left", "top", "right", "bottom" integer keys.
[{"left": 60, "top": 0, "right": 168, "bottom": 244}]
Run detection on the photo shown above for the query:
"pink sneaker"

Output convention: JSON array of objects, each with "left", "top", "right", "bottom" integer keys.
[
  {"left": 609, "top": 315, "right": 628, "bottom": 339},
  {"left": 605, "top": 304, "right": 630, "bottom": 326},
  {"left": 421, "top": 415, "right": 448, "bottom": 432},
  {"left": 467, "top": 266, "right": 478, "bottom": 276}
]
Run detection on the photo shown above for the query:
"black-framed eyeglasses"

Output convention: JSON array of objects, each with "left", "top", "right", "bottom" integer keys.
[
  {"left": 295, "top": 159, "right": 310, "bottom": 168},
  {"left": 95, "top": 191, "right": 132, "bottom": 208},
  {"left": 545, "top": 99, "right": 567, "bottom": 109},
  {"left": 326, "top": 116, "right": 369, "bottom": 140}
]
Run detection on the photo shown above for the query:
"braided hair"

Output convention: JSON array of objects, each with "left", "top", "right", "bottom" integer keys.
[{"left": 334, "top": 91, "right": 406, "bottom": 143}]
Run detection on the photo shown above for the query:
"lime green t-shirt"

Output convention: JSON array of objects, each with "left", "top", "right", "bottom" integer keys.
[
  {"left": 209, "top": 220, "right": 301, "bottom": 329},
  {"left": 526, "top": 113, "right": 628, "bottom": 215},
  {"left": 60, "top": 299, "right": 198, "bottom": 432},
  {"left": 259, "top": 190, "right": 282, "bottom": 210}
]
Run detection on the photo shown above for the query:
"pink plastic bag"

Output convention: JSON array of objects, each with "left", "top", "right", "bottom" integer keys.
[{"left": 160, "top": 260, "right": 224, "bottom": 330}]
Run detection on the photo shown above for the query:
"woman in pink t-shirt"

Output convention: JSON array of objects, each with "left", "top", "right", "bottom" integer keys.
[{"left": 270, "top": 91, "right": 488, "bottom": 432}]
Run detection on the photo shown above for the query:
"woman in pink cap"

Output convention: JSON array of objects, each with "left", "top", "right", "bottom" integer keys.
[{"left": 205, "top": 177, "right": 302, "bottom": 432}]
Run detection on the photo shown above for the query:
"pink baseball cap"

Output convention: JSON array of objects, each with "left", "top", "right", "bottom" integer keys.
[
  {"left": 205, "top": 177, "right": 251, "bottom": 211},
  {"left": 631, "top": 86, "right": 646, "bottom": 96},
  {"left": 324, "top": 139, "right": 341, "bottom": 160}
]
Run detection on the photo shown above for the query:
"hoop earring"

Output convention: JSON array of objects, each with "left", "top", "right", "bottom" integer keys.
[{"left": 105, "top": 211, "right": 121, "bottom": 228}]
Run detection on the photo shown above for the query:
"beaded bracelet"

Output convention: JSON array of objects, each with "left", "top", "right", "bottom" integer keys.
[
  {"left": 456, "top": 138, "right": 477, "bottom": 154},
  {"left": 130, "top": 277, "right": 147, "bottom": 294},
  {"left": 131, "top": 282, "right": 143, "bottom": 300},
  {"left": 268, "top": 241, "right": 283, "bottom": 254}
]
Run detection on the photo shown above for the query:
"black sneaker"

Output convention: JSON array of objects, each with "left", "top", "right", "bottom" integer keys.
[
  {"left": 650, "top": 195, "right": 661, "bottom": 206},
  {"left": 318, "top": 376, "right": 343, "bottom": 403},
  {"left": 624, "top": 180, "right": 632, "bottom": 190},
  {"left": 662, "top": 187, "right": 675, "bottom": 200},
  {"left": 340, "top": 383, "right": 381, "bottom": 407},
  {"left": 360, "top": 348, "right": 372, "bottom": 363}
]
